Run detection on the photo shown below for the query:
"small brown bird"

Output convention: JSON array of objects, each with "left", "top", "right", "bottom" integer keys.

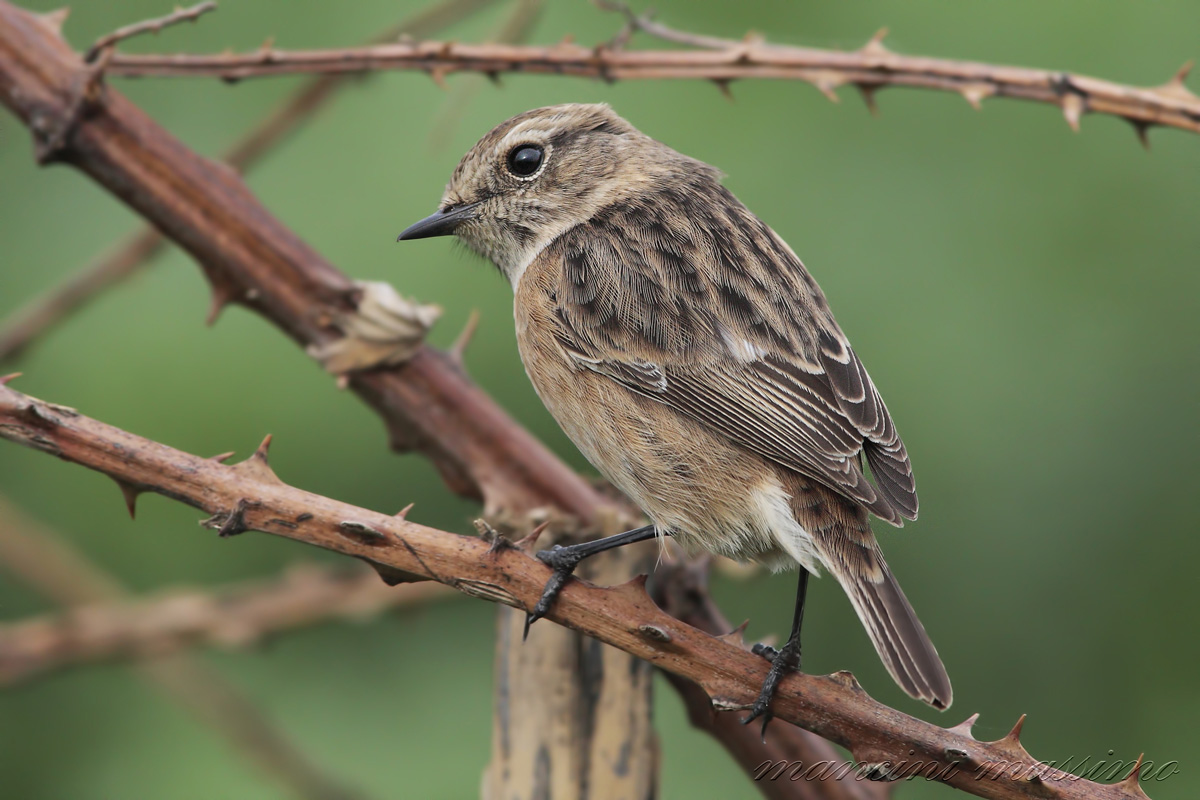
[{"left": 399, "top": 103, "right": 952, "bottom": 724}]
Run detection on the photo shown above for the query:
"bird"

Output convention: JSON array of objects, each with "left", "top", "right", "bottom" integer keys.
[{"left": 397, "top": 103, "right": 952, "bottom": 726}]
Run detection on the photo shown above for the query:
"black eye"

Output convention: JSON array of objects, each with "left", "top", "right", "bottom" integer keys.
[{"left": 507, "top": 145, "right": 544, "bottom": 177}]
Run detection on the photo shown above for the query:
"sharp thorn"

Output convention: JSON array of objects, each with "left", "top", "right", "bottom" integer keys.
[
  {"left": 1169, "top": 59, "right": 1194, "bottom": 86},
  {"left": 947, "top": 712, "right": 981, "bottom": 739},
  {"left": 1002, "top": 714, "right": 1027, "bottom": 744},
  {"left": 815, "top": 78, "right": 841, "bottom": 104},
  {"left": 712, "top": 78, "right": 735, "bottom": 101},
  {"left": 395, "top": 502, "right": 415, "bottom": 520},
  {"left": 856, "top": 84, "right": 880, "bottom": 116},
  {"left": 1121, "top": 753, "right": 1146, "bottom": 789},
  {"left": 37, "top": 8, "right": 70, "bottom": 35},
  {"left": 252, "top": 433, "right": 273, "bottom": 463},
  {"left": 449, "top": 309, "right": 480, "bottom": 365},
  {"left": 861, "top": 27, "right": 890, "bottom": 56},
  {"left": 1061, "top": 93, "right": 1085, "bottom": 132},
  {"left": 1157, "top": 60, "right": 1198, "bottom": 100},
  {"left": 515, "top": 520, "right": 551, "bottom": 551},
  {"left": 206, "top": 283, "right": 235, "bottom": 326},
  {"left": 114, "top": 479, "right": 141, "bottom": 519},
  {"left": 209, "top": 451, "right": 236, "bottom": 463},
  {"left": 0, "top": 373, "right": 22, "bottom": 386},
  {"left": 716, "top": 619, "right": 751, "bottom": 647},
  {"left": 959, "top": 82, "right": 995, "bottom": 110},
  {"left": 1131, "top": 120, "right": 1152, "bottom": 150}
]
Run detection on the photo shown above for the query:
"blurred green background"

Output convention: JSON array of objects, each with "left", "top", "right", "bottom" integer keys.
[{"left": 2, "top": 1, "right": 1197, "bottom": 797}]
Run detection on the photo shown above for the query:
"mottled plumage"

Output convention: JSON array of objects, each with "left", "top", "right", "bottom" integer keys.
[{"left": 398, "top": 103, "right": 951, "bottom": 713}]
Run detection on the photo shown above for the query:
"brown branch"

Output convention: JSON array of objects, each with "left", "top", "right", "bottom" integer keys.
[
  {"left": 0, "top": 381, "right": 1153, "bottom": 800},
  {"left": 0, "top": 494, "right": 367, "bottom": 800},
  {"left": 0, "top": 0, "right": 502, "bottom": 364},
  {"left": 103, "top": 30, "right": 1200, "bottom": 139},
  {"left": 0, "top": 0, "right": 607, "bottom": 520},
  {"left": 0, "top": 559, "right": 449, "bottom": 685},
  {"left": 0, "top": 5, "right": 1158, "bottom": 797},
  {"left": 654, "top": 558, "right": 890, "bottom": 800},
  {"left": 427, "top": 0, "right": 545, "bottom": 146},
  {"left": 84, "top": 0, "right": 216, "bottom": 62}
]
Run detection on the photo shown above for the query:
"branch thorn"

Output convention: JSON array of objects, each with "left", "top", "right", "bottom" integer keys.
[
  {"left": 1156, "top": 59, "right": 1198, "bottom": 101},
  {"left": 1061, "top": 93, "right": 1085, "bottom": 132},
  {"left": 209, "top": 451, "right": 235, "bottom": 463},
  {"left": 36, "top": 8, "right": 69, "bottom": 35},
  {"left": 861, "top": 27, "right": 891, "bottom": 57},
  {"left": 449, "top": 309, "right": 480, "bottom": 366},
  {"left": 113, "top": 478, "right": 141, "bottom": 519},
  {"left": 205, "top": 279, "right": 237, "bottom": 326},
  {"left": 1130, "top": 119, "right": 1152, "bottom": 150},
  {"left": 826, "top": 670, "right": 864, "bottom": 692},
  {"left": 959, "top": 82, "right": 994, "bottom": 111},
  {"left": 856, "top": 83, "right": 880, "bottom": 116},
  {"left": 394, "top": 502, "right": 415, "bottom": 520},
  {"left": 229, "top": 435, "right": 282, "bottom": 484},
  {"left": 0, "top": 373, "right": 22, "bottom": 386},
  {"left": 514, "top": 520, "right": 551, "bottom": 551},
  {"left": 1119, "top": 753, "right": 1149, "bottom": 796},
  {"left": 813, "top": 71, "right": 843, "bottom": 103},
  {"left": 990, "top": 713, "right": 1031, "bottom": 756},
  {"left": 715, "top": 619, "right": 750, "bottom": 648},
  {"left": 711, "top": 78, "right": 734, "bottom": 101},
  {"left": 946, "top": 711, "right": 980, "bottom": 739},
  {"left": 252, "top": 433, "right": 273, "bottom": 463}
]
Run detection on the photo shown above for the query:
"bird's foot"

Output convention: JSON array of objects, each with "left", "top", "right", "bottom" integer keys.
[
  {"left": 743, "top": 639, "right": 802, "bottom": 739},
  {"left": 523, "top": 544, "right": 584, "bottom": 639}
]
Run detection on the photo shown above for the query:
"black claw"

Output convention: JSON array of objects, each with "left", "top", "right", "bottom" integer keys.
[
  {"left": 523, "top": 546, "right": 583, "bottom": 638},
  {"left": 742, "top": 640, "right": 802, "bottom": 738},
  {"left": 518, "top": 525, "right": 661, "bottom": 641}
]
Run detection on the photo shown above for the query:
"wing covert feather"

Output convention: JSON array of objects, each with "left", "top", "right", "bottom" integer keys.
[{"left": 539, "top": 182, "right": 917, "bottom": 524}]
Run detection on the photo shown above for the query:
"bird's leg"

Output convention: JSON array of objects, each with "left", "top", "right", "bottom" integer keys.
[
  {"left": 524, "top": 523, "right": 660, "bottom": 639},
  {"left": 744, "top": 568, "right": 810, "bottom": 737}
]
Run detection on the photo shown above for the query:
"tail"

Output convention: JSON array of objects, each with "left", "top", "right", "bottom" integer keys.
[{"left": 833, "top": 553, "right": 953, "bottom": 709}]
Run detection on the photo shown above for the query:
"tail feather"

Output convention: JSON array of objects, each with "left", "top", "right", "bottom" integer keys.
[{"left": 840, "top": 559, "right": 953, "bottom": 709}]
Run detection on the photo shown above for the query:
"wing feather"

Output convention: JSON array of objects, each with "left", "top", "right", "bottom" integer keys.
[{"left": 540, "top": 183, "right": 918, "bottom": 524}]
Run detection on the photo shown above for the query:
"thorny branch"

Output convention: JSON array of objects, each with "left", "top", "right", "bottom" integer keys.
[
  {"left": 101, "top": 14, "right": 1200, "bottom": 140},
  {"left": 0, "top": 0, "right": 607, "bottom": 520},
  {"left": 0, "top": 0, "right": 501, "bottom": 363},
  {"left": 0, "top": 380, "right": 1152, "bottom": 800},
  {"left": 0, "top": 558, "right": 448, "bottom": 685},
  {"left": 653, "top": 558, "right": 889, "bottom": 800},
  {"left": 0, "top": 494, "right": 367, "bottom": 800},
  {"left": 84, "top": 0, "right": 215, "bottom": 62},
  {"left": 0, "top": 3, "right": 1165, "bottom": 797}
]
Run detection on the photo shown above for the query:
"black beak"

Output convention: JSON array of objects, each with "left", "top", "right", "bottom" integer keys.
[{"left": 396, "top": 202, "right": 479, "bottom": 241}]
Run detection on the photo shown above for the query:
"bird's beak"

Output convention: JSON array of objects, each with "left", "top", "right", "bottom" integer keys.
[{"left": 396, "top": 202, "right": 479, "bottom": 241}]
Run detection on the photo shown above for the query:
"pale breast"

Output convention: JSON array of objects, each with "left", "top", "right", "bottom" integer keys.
[{"left": 513, "top": 262, "right": 816, "bottom": 572}]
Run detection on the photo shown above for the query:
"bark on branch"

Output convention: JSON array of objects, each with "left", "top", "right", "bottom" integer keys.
[
  {"left": 0, "top": 560, "right": 448, "bottom": 685},
  {"left": 0, "top": 380, "right": 1152, "bottom": 800},
  {"left": 0, "top": 0, "right": 502, "bottom": 364},
  {"left": 0, "top": 0, "right": 606, "bottom": 521},
  {"left": 101, "top": 23, "right": 1200, "bottom": 140}
]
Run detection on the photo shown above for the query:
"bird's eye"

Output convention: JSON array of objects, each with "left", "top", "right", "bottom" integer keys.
[{"left": 507, "top": 145, "right": 544, "bottom": 177}]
